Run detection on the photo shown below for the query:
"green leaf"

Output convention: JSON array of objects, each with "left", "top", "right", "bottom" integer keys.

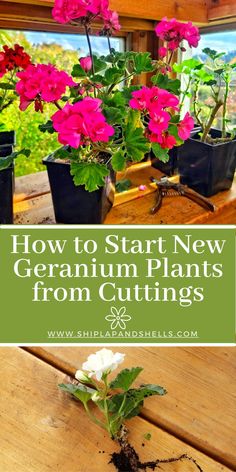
[
  {"left": 103, "top": 106, "right": 124, "bottom": 125},
  {"left": 72, "top": 64, "right": 86, "bottom": 77},
  {"left": 111, "top": 150, "right": 126, "bottom": 171},
  {"left": 104, "top": 67, "right": 122, "bottom": 84},
  {"left": 108, "top": 384, "right": 166, "bottom": 420},
  {"left": 115, "top": 179, "right": 131, "bottom": 193},
  {"left": 110, "top": 367, "right": 143, "bottom": 391},
  {"left": 124, "top": 109, "right": 150, "bottom": 161},
  {"left": 0, "top": 82, "right": 15, "bottom": 90},
  {"left": 0, "top": 148, "right": 30, "bottom": 171},
  {"left": 58, "top": 383, "right": 95, "bottom": 404},
  {"left": 39, "top": 120, "right": 55, "bottom": 134},
  {"left": 173, "top": 58, "right": 202, "bottom": 75},
  {"left": 92, "top": 55, "right": 107, "bottom": 73},
  {"left": 132, "top": 52, "right": 154, "bottom": 74},
  {"left": 168, "top": 124, "right": 184, "bottom": 146},
  {"left": 151, "top": 143, "right": 170, "bottom": 162},
  {"left": 151, "top": 74, "right": 180, "bottom": 94},
  {"left": 70, "top": 161, "right": 109, "bottom": 192}
]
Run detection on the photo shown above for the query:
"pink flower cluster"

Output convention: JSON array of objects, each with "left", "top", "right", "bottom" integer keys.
[
  {"left": 129, "top": 86, "right": 194, "bottom": 148},
  {"left": 51, "top": 97, "right": 114, "bottom": 148},
  {"left": 16, "top": 64, "right": 76, "bottom": 112},
  {"left": 52, "top": 0, "right": 120, "bottom": 31},
  {"left": 155, "top": 17, "right": 200, "bottom": 55}
]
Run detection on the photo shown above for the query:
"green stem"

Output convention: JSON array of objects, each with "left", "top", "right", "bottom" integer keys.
[
  {"left": 84, "top": 403, "right": 107, "bottom": 430},
  {"left": 222, "top": 79, "right": 229, "bottom": 138},
  {"left": 201, "top": 100, "right": 223, "bottom": 142}
]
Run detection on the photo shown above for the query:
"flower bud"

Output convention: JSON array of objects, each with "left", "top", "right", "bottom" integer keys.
[
  {"left": 91, "top": 391, "right": 101, "bottom": 402},
  {"left": 75, "top": 369, "right": 89, "bottom": 383},
  {"left": 79, "top": 56, "right": 92, "bottom": 73}
]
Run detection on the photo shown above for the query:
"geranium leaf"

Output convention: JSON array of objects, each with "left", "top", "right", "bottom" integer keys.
[
  {"left": 70, "top": 161, "right": 109, "bottom": 192},
  {"left": 59, "top": 383, "right": 95, "bottom": 404},
  {"left": 72, "top": 64, "right": 86, "bottom": 77},
  {"left": 151, "top": 143, "right": 170, "bottom": 162},
  {"left": 0, "top": 148, "right": 30, "bottom": 171},
  {"left": 124, "top": 110, "right": 150, "bottom": 161},
  {"left": 111, "top": 150, "right": 126, "bottom": 171},
  {"left": 115, "top": 179, "right": 131, "bottom": 193},
  {"left": 132, "top": 52, "right": 154, "bottom": 74},
  {"left": 110, "top": 367, "right": 143, "bottom": 391},
  {"left": 39, "top": 120, "right": 55, "bottom": 134}
]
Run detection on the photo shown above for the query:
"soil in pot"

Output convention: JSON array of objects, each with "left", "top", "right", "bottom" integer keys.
[
  {"left": 0, "top": 145, "right": 14, "bottom": 224},
  {"left": 178, "top": 128, "right": 236, "bottom": 197},
  {"left": 43, "top": 152, "right": 115, "bottom": 224}
]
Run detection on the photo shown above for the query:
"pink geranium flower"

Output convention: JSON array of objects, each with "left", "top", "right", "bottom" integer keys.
[
  {"left": 158, "top": 47, "right": 167, "bottom": 58},
  {"left": 155, "top": 17, "right": 200, "bottom": 51},
  {"left": 177, "top": 112, "right": 194, "bottom": 140},
  {"left": 16, "top": 63, "right": 76, "bottom": 111},
  {"left": 80, "top": 56, "right": 92, "bottom": 72},
  {"left": 51, "top": 97, "right": 114, "bottom": 148},
  {"left": 129, "top": 87, "right": 152, "bottom": 111},
  {"left": 150, "top": 131, "right": 177, "bottom": 149},
  {"left": 52, "top": 0, "right": 120, "bottom": 31},
  {"left": 148, "top": 108, "right": 171, "bottom": 134}
]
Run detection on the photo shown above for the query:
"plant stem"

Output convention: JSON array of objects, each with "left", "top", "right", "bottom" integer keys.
[
  {"left": 84, "top": 403, "right": 107, "bottom": 430},
  {"left": 84, "top": 24, "right": 95, "bottom": 76},
  {"left": 201, "top": 101, "right": 223, "bottom": 142},
  {"left": 107, "top": 35, "right": 112, "bottom": 54},
  {"left": 54, "top": 101, "right": 62, "bottom": 110},
  {"left": 222, "top": 79, "right": 229, "bottom": 138}
]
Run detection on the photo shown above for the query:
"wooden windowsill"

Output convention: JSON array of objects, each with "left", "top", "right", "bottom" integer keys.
[{"left": 13, "top": 161, "right": 236, "bottom": 225}]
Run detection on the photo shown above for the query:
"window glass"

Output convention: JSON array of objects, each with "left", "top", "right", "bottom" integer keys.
[
  {"left": 0, "top": 30, "right": 125, "bottom": 176},
  {"left": 192, "top": 31, "right": 236, "bottom": 131}
]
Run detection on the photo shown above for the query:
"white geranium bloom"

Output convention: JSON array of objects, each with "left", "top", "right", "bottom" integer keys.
[
  {"left": 82, "top": 348, "right": 125, "bottom": 381},
  {"left": 75, "top": 370, "right": 89, "bottom": 383}
]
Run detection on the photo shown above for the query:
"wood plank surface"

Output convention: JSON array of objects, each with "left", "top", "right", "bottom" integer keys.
[
  {"left": 0, "top": 347, "right": 232, "bottom": 472},
  {"left": 25, "top": 346, "right": 236, "bottom": 470},
  {"left": 13, "top": 163, "right": 236, "bottom": 224}
]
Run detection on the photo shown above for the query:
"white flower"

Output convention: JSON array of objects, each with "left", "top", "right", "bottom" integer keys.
[
  {"left": 75, "top": 370, "right": 89, "bottom": 383},
  {"left": 82, "top": 348, "right": 125, "bottom": 381}
]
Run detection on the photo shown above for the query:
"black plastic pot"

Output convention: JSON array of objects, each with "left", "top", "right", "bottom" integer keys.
[
  {"left": 178, "top": 128, "right": 236, "bottom": 197},
  {"left": 151, "top": 126, "right": 201, "bottom": 176},
  {"left": 43, "top": 153, "right": 115, "bottom": 224},
  {"left": 0, "top": 145, "right": 14, "bottom": 224},
  {"left": 0, "top": 130, "right": 16, "bottom": 147}
]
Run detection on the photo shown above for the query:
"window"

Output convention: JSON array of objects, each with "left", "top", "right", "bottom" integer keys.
[
  {"left": 0, "top": 29, "right": 125, "bottom": 176},
  {"left": 192, "top": 30, "right": 236, "bottom": 131}
]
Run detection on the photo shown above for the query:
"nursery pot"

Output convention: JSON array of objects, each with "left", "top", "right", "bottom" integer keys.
[
  {"left": 151, "top": 126, "right": 201, "bottom": 176},
  {"left": 43, "top": 152, "right": 115, "bottom": 224},
  {"left": 178, "top": 128, "right": 236, "bottom": 197},
  {"left": 0, "top": 130, "right": 16, "bottom": 148},
  {"left": 0, "top": 145, "right": 14, "bottom": 224}
]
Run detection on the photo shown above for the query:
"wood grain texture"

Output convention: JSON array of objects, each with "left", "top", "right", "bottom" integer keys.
[
  {"left": 208, "top": 1, "right": 236, "bottom": 21},
  {"left": 0, "top": 0, "right": 208, "bottom": 22},
  {"left": 25, "top": 346, "right": 236, "bottom": 470},
  {"left": 0, "top": 347, "right": 233, "bottom": 472}
]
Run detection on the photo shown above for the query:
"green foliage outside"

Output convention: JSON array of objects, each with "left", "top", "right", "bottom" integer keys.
[{"left": 0, "top": 30, "right": 79, "bottom": 176}]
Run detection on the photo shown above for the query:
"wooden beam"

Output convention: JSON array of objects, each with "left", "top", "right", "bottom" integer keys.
[
  {"left": 0, "top": 2, "right": 153, "bottom": 32},
  {"left": 208, "top": 0, "right": 236, "bottom": 21},
  {"left": 0, "top": 0, "right": 208, "bottom": 23}
]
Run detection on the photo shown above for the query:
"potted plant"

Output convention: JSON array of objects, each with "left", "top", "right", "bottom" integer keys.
[
  {"left": 151, "top": 17, "right": 200, "bottom": 176},
  {"left": 177, "top": 49, "right": 236, "bottom": 197},
  {"left": 59, "top": 348, "right": 204, "bottom": 471},
  {"left": 0, "top": 44, "right": 31, "bottom": 223},
  {"left": 16, "top": 4, "right": 198, "bottom": 224}
]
